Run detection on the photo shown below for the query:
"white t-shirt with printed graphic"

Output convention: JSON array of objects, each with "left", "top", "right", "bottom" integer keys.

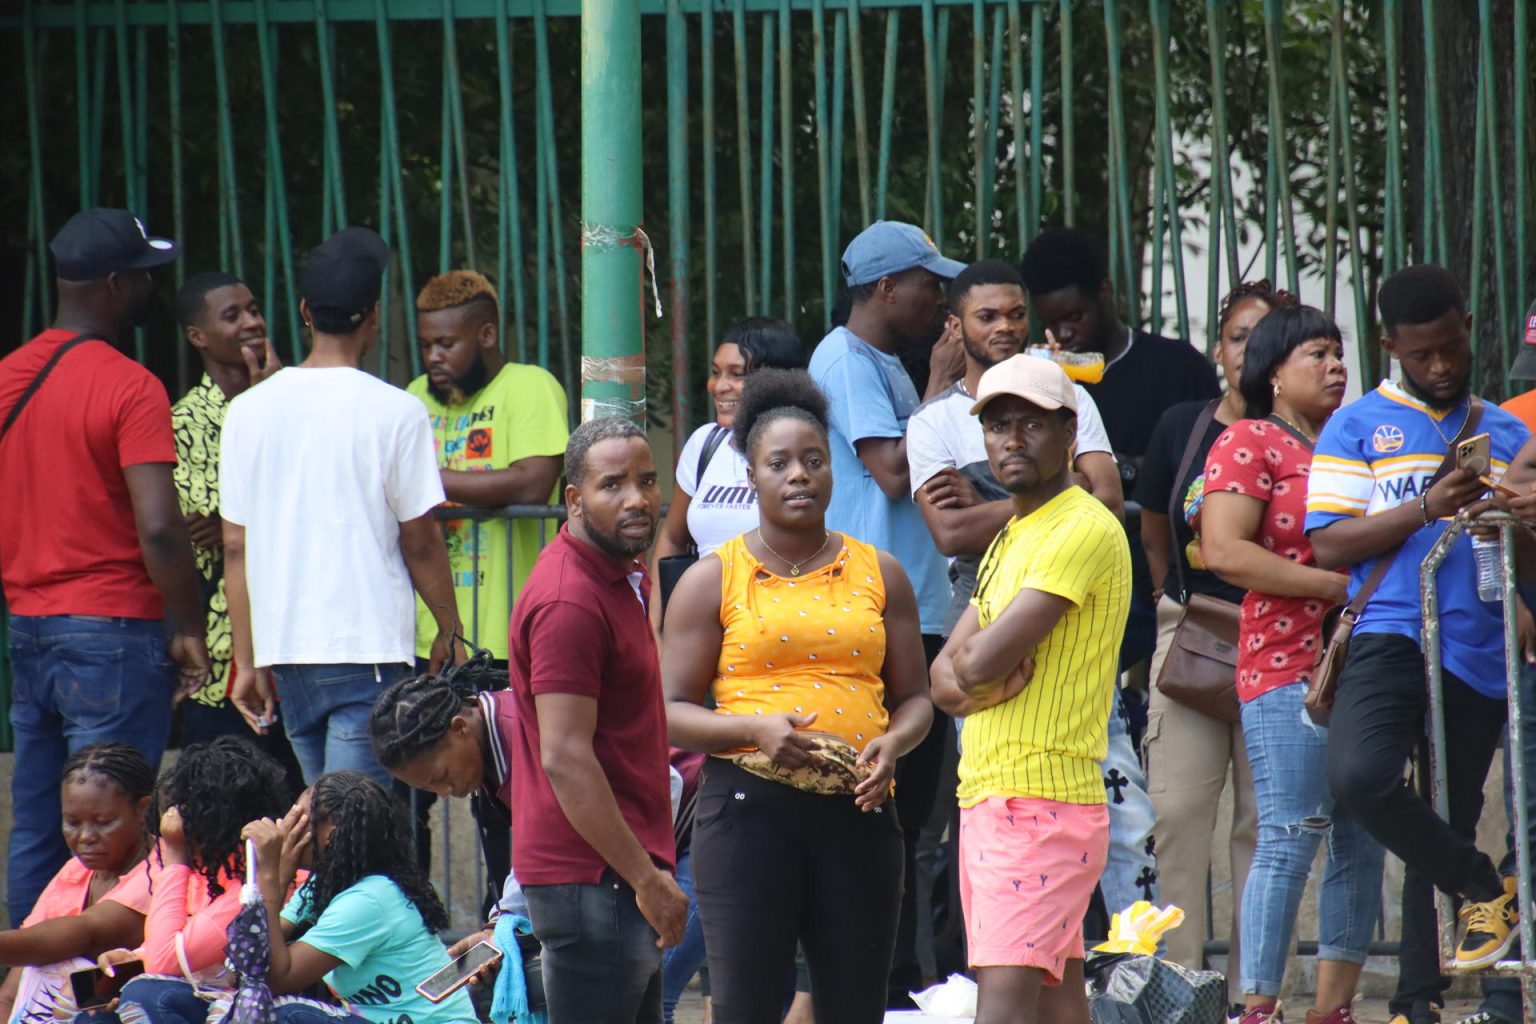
[{"left": 676, "top": 422, "right": 757, "bottom": 557}]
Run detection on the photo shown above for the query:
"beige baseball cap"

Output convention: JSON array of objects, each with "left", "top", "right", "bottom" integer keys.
[{"left": 969, "top": 353, "right": 1078, "bottom": 416}]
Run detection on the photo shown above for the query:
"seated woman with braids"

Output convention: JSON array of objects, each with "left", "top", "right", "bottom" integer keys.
[
  {"left": 0, "top": 744, "right": 155, "bottom": 1024},
  {"left": 86, "top": 737, "right": 297, "bottom": 1024},
  {"left": 241, "top": 772, "right": 476, "bottom": 1024}
]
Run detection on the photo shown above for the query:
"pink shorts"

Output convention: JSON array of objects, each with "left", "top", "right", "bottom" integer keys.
[{"left": 958, "top": 796, "right": 1110, "bottom": 983}]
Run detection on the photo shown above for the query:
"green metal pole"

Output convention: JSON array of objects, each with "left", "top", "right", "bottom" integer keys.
[
  {"left": 875, "top": 9, "right": 897, "bottom": 221},
  {"left": 702, "top": 0, "right": 718, "bottom": 352},
  {"left": 667, "top": 0, "right": 692, "bottom": 436},
  {"left": 759, "top": 12, "right": 776, "bottom": 311},
  {"left": 848, "top": 0, "right": 872, "bottom": 226},
  {"left": 581, "top": 0, "right": 645, "bottom": 425},
  {"left": 1057, "top": 0, "right": 1073, "bottom": 226},
  {"left": 1382, "top": 0, "right": 1405, "bottom": 273},
  {"left": 733, "top": 0, "right": 756, "bottom": 311},
  {"left": 22, "top": 3, "right": 50, "bottom": 327}
]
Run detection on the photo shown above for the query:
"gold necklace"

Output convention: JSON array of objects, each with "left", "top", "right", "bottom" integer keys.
[
  {"left": 756, "top": 528, "right": 831, "bottom": 577},
  {"left": 1269, "top": 411, "right": 1317, "bottom": 444},
  {"left": 1426, "top": 399, "right": 1470, "bottom": 446}
]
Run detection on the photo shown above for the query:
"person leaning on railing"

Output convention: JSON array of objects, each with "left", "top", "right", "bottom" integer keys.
[
  {"left": 1133, "top": 279, "right": 1292, "bottom": 995},
  {"left": 649, "top": 316, "right": 808, "bottom": 631}
]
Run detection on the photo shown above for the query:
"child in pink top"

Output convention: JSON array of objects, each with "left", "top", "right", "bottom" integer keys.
[
  {"left": 92, "top": 738, "right": 296, "bottom": 1024},
  {"left": 0, "top": 744, "right": 154, "bottom": 1024}
]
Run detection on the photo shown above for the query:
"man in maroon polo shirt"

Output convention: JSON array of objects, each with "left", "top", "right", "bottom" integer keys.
[{"left": 509, "top": 415, "right": 688, "bottom": 1024}]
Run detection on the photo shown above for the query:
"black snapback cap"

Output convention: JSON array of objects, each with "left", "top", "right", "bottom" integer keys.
[
  {"left": 300, "top": 227, "right": 391, "bottom": 324},
  {"left": 50, "top": 208, "right": 178, "bottom": 282}
]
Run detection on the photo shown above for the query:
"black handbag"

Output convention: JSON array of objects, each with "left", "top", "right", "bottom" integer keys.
[{"left": 657, "top": 424, "right": 729, "bottom": 611}]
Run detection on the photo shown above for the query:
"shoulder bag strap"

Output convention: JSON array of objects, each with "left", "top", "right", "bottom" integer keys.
[
  {"left": 0, "top": 334, "right": 96, "bottom": 443},
  {"left": 696, "top": 424, "right": 728, "bottom": 484},
  {"left": 1166, "top": 400, "right": 1222, "bottom": 602},
  {"left": 1339, "top": 396, "right": 1485, "bottom": 623}
]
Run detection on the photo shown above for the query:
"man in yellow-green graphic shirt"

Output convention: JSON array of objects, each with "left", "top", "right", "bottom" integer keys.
[{"left": 406, "top": 271, "right": 568, "bottom": 661}]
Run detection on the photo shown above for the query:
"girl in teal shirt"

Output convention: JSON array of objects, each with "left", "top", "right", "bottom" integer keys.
[{"left": 245, "top": 772, "right": 477, "bottom": 1024}]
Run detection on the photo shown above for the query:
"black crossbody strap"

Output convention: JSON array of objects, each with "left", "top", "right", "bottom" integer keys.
[
  {"left": 1, "top": 334, "right": 97, "bottom": 442},
  {"left": 696, "top": 424, "right": 728, "bottom": 483},
  {"left": 1167, "top": 400, "right": 1222, "bottom": 602}
]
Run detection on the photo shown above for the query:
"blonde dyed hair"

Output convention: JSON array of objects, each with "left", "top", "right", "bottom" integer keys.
[{"left": 416, "top": 270, "right": 499, "bottom": 314}]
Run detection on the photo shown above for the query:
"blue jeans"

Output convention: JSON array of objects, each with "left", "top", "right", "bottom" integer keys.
[
  {"left": 89, "top": 978, "right": 369, "bottom": 1024},
  {"left": 1101, "top": 688, "right": 1159, "bottom": 921},
  {"left": 1240, "top": 683, "right": 1385, "bottom": 996},
  {"left": 7, "top": 614, "right": 175, "bottom": 926},
  {"left": 270, "top": 662, "right": 411, "bottom": 786},
  {"left": 661, "top": 850, "right": 706, "bottom": 1024},
  {"left": 523, "top": 872, "right": 664, "bottom": 1024}
]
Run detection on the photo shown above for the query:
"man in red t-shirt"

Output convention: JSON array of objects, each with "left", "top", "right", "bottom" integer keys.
[
  {"left": 509, "top": 415, "right": 687, "bottom": 1023},
  {"left": 0, "top": 208, "right": 210, "bottom": 926}
]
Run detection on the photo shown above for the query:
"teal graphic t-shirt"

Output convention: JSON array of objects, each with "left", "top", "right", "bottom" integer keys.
[{"left": 282, "top": 875, "right": 477, "bottom": 1024}]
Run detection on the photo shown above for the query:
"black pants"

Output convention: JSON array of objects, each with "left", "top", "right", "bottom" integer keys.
[
  {"left": 885, "top": 633, "right": 952, "bottom": 1004},
  {"left": 1326, "top": 632, "right": 1506, "bottom": 1018},
  {"left": 524, "top": 870, "right": 664, "bottom": 1024},
  {"left": 692, "top": 759, "right": 904, "bottom": 1024},
  {"left": 178, "top": 698, "right": 305, "bottom": 799}
]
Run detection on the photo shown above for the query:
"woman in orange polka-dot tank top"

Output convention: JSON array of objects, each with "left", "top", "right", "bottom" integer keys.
[{"left": 663, "top": 370, "right": 932, "bottom": 1023}]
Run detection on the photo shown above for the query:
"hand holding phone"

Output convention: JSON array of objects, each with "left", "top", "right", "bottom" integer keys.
[
  {"left": 71, "top": 958, "right": 145, "bottom": 1008},
  {"left": 416, "top": 940, "right": 502, "bottom": 1003}
]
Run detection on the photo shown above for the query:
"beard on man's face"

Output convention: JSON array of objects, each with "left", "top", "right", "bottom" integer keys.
[
  {"left": 583, "top": 510, "right": 657, "bottom": 561},
  {"left": 427, "top": 350, "right": 490, "bottom": 405}
]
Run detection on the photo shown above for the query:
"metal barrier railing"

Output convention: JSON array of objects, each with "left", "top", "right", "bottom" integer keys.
[{"left": 1423, "top": 513, "right": 1535, "bottom": 1024}]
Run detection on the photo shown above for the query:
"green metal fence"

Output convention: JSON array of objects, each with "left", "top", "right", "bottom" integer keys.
[{"left": 0, "top": 0, "right": 1532, "bottom": 750}]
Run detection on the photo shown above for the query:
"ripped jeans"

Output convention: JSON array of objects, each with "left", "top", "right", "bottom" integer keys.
[{"left": 1239, "top": 682, "right": 1385, "bottom": 996}]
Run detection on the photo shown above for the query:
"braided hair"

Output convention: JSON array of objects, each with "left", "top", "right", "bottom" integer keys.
[
  {"left": 296, "top": 771, "right": 448, "bottom": 933},
  {"left": 1217, "top": 279, "right": 1296, "bottom": 333},
  {"left": 370, "top": 649, "right": 505, "bottom": 771},
  {"left": 61, "top": 742, "right": 154, "bottom": 801},
  {"left": 149, "top": 736, "right": 293, "bottom": 898}
]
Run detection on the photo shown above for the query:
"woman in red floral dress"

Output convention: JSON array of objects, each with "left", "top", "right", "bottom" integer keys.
[{"left": 1200, "top": 305, "right": 1386, "bottom": 1024}]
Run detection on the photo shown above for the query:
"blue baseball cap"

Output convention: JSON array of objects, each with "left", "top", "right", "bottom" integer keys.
[{"left": 841, "top": 220, "right": 966, "bottom": 287}]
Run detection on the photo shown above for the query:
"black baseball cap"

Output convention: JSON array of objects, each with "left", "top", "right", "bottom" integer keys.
[
  {"left": 1509, "top": 297, "right": 1536, "bottom": 380},
  {"left": 300, "top": 227, "right": 391, "bottom": 324},
  {"left": 50, "top": 208, "right": 178, "bottom": 282}
]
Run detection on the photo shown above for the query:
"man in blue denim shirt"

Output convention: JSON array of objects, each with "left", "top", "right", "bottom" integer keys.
[{"left": 0, "top": 209, "right": 211, "bottom": 925}]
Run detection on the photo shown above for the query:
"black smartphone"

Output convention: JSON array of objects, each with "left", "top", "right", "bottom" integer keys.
[
  {"left": 415, "top": 940, "right": 503, "bottom": 1003},
  {"left": 70, "top": 958, "right": 145, "bottom": 1008}
]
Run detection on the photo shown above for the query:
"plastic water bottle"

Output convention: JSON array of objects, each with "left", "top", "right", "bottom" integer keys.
[{"left": 1473, "top": 534, "right": 1504, "bottom": 603}]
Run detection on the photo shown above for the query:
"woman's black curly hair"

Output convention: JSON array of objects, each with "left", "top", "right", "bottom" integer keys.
[
  {"left": 732, "top": 368, "right": 831, "bottom": 461},
  {"left": 370, "top": 648, "right": 504, "bottom": 772},
  {"left": 148, "top": 736, "right": 294, "bottom": 898},
  {"left": 295, "top": 771, "right": 448, "bottom": 933}
]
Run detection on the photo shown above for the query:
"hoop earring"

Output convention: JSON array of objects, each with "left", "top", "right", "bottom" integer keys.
[{"left": 1272, "top": 382, "right": 1282, "bottom": 398}]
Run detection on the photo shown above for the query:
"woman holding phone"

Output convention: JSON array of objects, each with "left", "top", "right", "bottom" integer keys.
[
  {"left": 243, "top": 772, "right": 477, "bottom": 1024},
  {"left": 0, "top": 744, "right": 154, "bottom": 1024}
]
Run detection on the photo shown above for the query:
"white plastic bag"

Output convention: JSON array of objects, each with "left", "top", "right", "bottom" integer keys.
[{"left": 908, "top": 973, "right": 979, "bottom": 1018}]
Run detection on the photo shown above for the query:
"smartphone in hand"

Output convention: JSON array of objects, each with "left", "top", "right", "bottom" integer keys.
[{"left": 415, "top": 940, "right": 502, "bottom": 1003}]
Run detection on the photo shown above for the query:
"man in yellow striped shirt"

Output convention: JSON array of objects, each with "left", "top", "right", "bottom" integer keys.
[{"left": 932, "top": 354, "right": 1131, "bottom": 1024}]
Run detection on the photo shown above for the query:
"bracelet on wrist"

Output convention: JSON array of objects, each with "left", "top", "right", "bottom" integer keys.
[{"left": 1421, "top": 491, "right": 1432, "bottom": 527}]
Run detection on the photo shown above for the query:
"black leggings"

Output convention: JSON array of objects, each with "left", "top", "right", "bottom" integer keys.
[{"left": 691, "top": 759, "right": 904, "bottom": 1024}]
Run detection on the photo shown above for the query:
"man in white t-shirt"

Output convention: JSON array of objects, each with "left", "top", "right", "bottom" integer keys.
[
  {"left": 221, "top": 227, "right": 461, "bottom": 785},
  {"left": 906, "top": 258, "right": 1158, "bottom": 933}
]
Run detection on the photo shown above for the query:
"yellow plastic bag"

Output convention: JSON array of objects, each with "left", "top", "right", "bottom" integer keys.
[{"left": 1091, "top": 901, "right": 1187, "bottom": 956}]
